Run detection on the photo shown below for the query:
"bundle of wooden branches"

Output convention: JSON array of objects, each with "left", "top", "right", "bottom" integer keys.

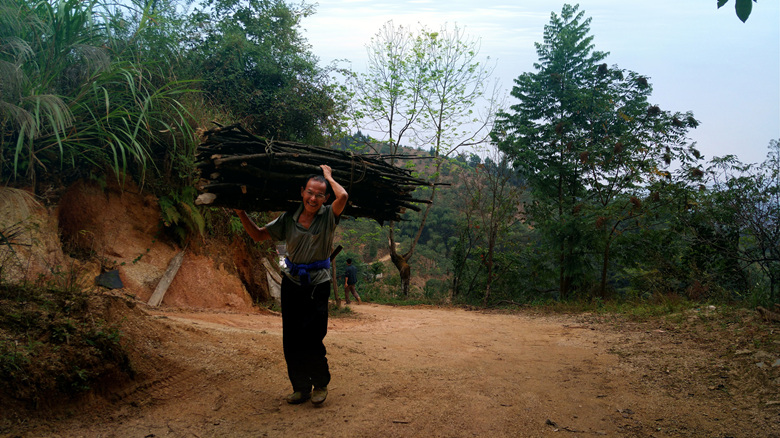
[{"left": 194, "top": 124, "right": 433, "bottom": 223}]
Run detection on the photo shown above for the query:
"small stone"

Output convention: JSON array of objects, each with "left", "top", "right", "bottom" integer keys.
[{"left": 754, "top": 351, "right": 775, "bottom": 361}]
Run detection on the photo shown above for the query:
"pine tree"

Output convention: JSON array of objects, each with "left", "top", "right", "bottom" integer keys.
[
  {"left": 493, "top": 4, "right": 700, "bottom": 298},
  {"left": 493, "top": 4, "right": 607, "bottom": 299}
]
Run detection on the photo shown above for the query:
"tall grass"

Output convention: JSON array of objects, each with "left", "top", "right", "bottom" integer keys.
[{"left": 0, "top": 0, "right": 197, "bottom": 186}]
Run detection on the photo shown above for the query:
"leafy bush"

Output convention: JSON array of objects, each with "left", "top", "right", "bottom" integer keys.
[
  {"left": 424, "top": 278, "right": 449, "bottom": 300},
  {"left": 158, "top": 186, "right": 205, "bottom": 245}
]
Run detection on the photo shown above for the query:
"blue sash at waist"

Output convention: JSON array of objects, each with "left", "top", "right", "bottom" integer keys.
[{"left": 284, "top": 257, "right": 331, "bottom": 285}]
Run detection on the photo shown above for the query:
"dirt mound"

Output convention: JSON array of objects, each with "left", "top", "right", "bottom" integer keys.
[
  {"left": 164, "top": 252, "right": 254, "bottom": 309},
  {"left": 53, "top": 178, "right": 260, "bottom": 310}
]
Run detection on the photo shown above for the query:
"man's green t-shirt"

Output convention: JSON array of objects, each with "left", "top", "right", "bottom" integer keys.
[{"left": 265, "top": 204, "right": 339, "bottom": 285}]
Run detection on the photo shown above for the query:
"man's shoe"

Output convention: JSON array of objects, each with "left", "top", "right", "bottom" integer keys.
[
  {"left": 286, "top": 391, "right": 311, "bottom": 404},
  {"left": 311, "top": 387, "right": 328, "bottom": 405}
]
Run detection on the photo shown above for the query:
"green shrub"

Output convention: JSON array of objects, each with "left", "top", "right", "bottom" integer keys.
[
  {"left": 158, "top": 186, "right": 205, "bottom": 245},
  {"left": 424, "top": 278, "right": 449, "bottom": 300}
]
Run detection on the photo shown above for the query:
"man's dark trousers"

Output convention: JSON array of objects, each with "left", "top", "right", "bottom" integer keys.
[{"left": 280, "top": 276, "right": 331, "bottom": 393}]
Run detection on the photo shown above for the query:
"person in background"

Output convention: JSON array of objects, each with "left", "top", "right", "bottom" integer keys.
[
  {"left": 234, "top": 165, "right": 348, "bottom": 406},
  {"left": 343, "top": 258, "right": 361, "bottom": 304}
]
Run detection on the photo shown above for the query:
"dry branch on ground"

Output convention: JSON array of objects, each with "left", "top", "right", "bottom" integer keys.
[{"left": 194, "top": 124, "right": 434, "bottom": 223}]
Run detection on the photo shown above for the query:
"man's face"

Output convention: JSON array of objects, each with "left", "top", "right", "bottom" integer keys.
[{"left": 301, "top": 179, "right": 329, "bottom": 213}]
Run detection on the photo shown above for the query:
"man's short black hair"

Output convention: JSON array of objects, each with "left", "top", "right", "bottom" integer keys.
[
  {"left": 304, "top": 174, "right": 331, "bottom": 194},
  {"left": 346, "top": 258, "right": 352, "bottom": 264}
]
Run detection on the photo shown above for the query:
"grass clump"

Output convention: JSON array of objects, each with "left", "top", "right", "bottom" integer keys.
[{"left": 329, "top": 302, "right": 355, "bottom": 317}]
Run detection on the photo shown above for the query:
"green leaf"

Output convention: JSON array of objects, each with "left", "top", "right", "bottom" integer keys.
[
  {"left": 717, "top": 0, "right": 728, "bottom": 9},
  {"left": 735, "top": 0, "right": 753, "bottom": 22}
]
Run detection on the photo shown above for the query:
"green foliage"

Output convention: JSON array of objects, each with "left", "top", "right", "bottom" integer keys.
[
  {"left": 457, "top": 151, "right": 526, "bottom": 304},
  {"left": 0, "top": 0, "right": 198, "bottom": 186},
  {"left": 0, "top": 282, "right": 132, "bottom": 406},
  {"left": 358, "top": 283, "right": 432, "bottom": 306},
  {"left": 184, "top": 0, "right": 343, "bottom": 145},
  {"left": 718, "top": 0, "right": 757, "bottom": 22},
  {"left": 337, "top": 217, "right": 385, "bottom": 263},
  {"left": 492, "top": 4, "right": 701, "bottom": 300},
  {"left": 370, "top": 261, "right": 385, "bottom": 277},
  {"left": 492, "top": 4, "right": 606, "bottom": 300},
  {"left": 423, "top": 278, "right": 449, "bottom": 300},
  {"left": 158, "top": 186, "right": 206, "bottom": 245},
  {"left": 687, "top": 141, "right": 780, "bottom": 305}
]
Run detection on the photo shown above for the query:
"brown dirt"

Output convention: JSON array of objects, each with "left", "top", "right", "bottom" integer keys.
[
  {"left": 2, "top": 298, "right": 778, "bottom": 438},
  {"left": 49, "top": 179, "right": 265, "bottom": 310}
]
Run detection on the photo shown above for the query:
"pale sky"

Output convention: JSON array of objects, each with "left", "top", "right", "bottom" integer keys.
[{"left": 302, "top": 0, "right": 780, "bottom": 166}]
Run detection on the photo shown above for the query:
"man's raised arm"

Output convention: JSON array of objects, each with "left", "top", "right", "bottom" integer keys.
[
  {"left": 321, "top": 164, "right": 348, "bottom": 217},
  {"left": 234, "top": 209, "right": 271, "bottom": 242}
]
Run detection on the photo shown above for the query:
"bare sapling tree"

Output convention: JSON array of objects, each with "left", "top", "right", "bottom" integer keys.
[
  {"left": 347, "top": 21, "right": 425, "bottom": 156},
  {"left": 351, "top": 21, "right": 503, "bottom": 295}
]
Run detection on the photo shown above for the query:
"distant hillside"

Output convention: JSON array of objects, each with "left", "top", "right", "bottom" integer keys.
[{"left": 330, "top": 132, "right": 494, "bottom": 298}]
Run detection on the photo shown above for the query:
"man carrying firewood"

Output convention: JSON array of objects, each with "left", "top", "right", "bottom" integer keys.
[{"left": 234, "top": 164, "right": 348, "bottom": 406}]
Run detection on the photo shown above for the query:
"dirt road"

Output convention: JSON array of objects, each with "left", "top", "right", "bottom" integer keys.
[{"left": 7, "top": 302, "right": 775, "bottom": 437}]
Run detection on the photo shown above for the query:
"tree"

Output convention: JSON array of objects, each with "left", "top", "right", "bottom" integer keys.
[
  {"left": 493, "top": 4, "right": 701, "bottom": 299},
  {"left": 492, "top": 4, "right": 607, "bottom": 299},
  {"left": 460, "top": 147, "right": 523, "bottom": 305},
  {"left": 185, "top": 0, "right": 341, "bottom": 145},
  {"left": 699, "top": 141, "right": 780, "bottom": 303},
  {"left": 345, "top": 21, "right": 426, "bottom": 295},
  {"left": 350, "top": 22, "right": 501, "bottom": 295},
  {"left": 576, "top": 65, "right": 700, "bottom": 297}
]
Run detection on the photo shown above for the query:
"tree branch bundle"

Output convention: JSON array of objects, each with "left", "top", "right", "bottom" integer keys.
[{"left": 194, "top": 124, "right": 433, "bottom": 223}]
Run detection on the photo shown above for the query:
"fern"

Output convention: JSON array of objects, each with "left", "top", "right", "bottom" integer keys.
[{"left": 158, "top": 186, "right": 204, "bottom": 246}]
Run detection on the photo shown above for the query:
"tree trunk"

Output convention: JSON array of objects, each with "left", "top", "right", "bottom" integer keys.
[
  {"left": 332, "top": 264, "right": 342, "bottom": 307},
  {"left": 559, "top": 242, "right": 567, "bottom": 300},
  {"left": 450, "top": 274, "right": 459, "bottom": 302},
  {"left": 557, "top": 144, "right": 568, "bottom": 301},
  {"left": 330, "top": 245, "right": 343, "bottom": 306},
  {"left": 389, "top": 247, "right": 411, "bottom": 296},
  {"left": 483, "top": 254, "right": 493, "bottom": 307},
  {"left": 385, "top": 159, "right": 442, "bottom": 297},
  {"left": 482, "top": 228, "right": 498, "bottom": 307},
  {"left": 599, "top": 241, "right": 610, "bottom": 299}
]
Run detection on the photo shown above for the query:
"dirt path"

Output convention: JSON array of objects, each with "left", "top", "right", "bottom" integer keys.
[{"left": 8, "top": 303, "right": 773, "bottom": 437}]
